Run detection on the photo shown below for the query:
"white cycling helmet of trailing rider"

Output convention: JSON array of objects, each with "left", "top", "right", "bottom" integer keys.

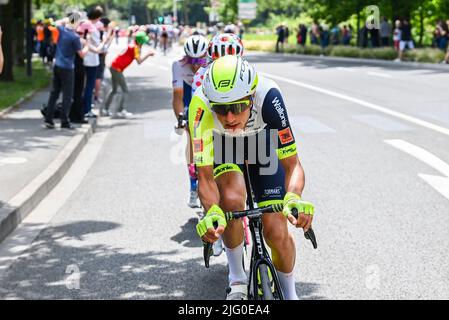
[
  {"left": 207, "top": 33, "right": 244, "bottom": 60},
  {"left": 184, "top": 35, "right": 208, "bottom": 58},
  {"left": 203, "top": 55, "right": 258, "bottom": 103}
]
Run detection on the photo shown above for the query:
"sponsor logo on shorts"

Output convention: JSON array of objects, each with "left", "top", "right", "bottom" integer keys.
[
  {"left": 264, "top": 186, "right": 282, "bottom": 196},
  {"left": 278, "top": 127, "right": 294, "bottom": 145},
  {"left": 214, "top": 164, "right": 237, "bottom": 177}
]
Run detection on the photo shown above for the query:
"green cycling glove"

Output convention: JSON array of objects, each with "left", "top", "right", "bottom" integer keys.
[
  {"left": 282, "top": 192, "right": 315, "bottom": 218},
  {"left": 196, "top": 204, "right": 227, "bottom": 238}
]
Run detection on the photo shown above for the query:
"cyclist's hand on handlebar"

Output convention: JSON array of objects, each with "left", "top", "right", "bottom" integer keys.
[
  {"left": 282, "top": 192, "right": 314, "bottom": 232},
  {"left": 196, "top": 204, "right": 227, "bottom": 243}
]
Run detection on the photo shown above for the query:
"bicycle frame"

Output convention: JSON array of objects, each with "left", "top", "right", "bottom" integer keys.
[
  {"left": 202, "top": 162, "right": 317, "bottom": 299},
  {"left": 241, "top": 162, "right": 284, "bottom": 300}
]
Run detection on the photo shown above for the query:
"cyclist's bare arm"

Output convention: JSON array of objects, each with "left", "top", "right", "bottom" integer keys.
[
  {"left": 197, "top": 165, "right": 224, "bottom": 242},
  {"left": 280, "top": 155, "right": 305, "bottom": 196},
  {"left": 172, "top": 88, "right": 184, "bottom": 117},
  {"left": 197, "top": 166, "right": 220, "bottom": 212},
  {"left": 280, "top": 155, "right": 312, "bottom": 229}
]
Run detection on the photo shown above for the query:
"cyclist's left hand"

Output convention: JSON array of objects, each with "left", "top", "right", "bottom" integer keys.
[
  {"left": 196, "top": 204, "right": 227, "bottom": 243},
  {"left": 282, "top": 192, "right": 314, "bottom": 232}
]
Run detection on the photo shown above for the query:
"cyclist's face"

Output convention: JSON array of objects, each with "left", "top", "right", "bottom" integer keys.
[{"left": 215, "top": 98, "right": 252, "bottom": 133}]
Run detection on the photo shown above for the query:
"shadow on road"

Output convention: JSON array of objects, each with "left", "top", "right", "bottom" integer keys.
[
  {"left": 0, "top": 220, "right": 229, "bottom": 299},
  {"left": 170, "top": 217, "right": 202, "bottom": 248}
]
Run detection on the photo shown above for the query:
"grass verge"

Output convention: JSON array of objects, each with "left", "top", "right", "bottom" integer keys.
[{"left": 0, "top": 61, "right": 51, "bottom": 111}]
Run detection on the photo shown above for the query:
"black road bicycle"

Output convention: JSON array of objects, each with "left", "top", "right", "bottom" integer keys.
[{"left": 203, "top": 162, "right": 318, "bottom": 300}]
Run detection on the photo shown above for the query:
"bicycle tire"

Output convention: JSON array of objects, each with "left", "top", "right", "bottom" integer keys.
[{"left": 258, "top": 264, "right": 274, "bottom": 300}]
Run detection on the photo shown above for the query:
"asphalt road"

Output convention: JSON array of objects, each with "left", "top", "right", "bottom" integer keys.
[{"left": 0, "top": 40, "right": 448, "bottom": 300}]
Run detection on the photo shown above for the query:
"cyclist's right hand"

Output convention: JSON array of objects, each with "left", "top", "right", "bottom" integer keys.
[
  {"left": 174, "top": 124, "right": 184, "bottom": 135},
  {"left": 196, "top": 204, "right": 227, "bottom": 243}
]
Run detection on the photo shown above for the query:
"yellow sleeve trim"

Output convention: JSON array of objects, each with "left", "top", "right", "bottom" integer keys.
[{"left": 276, "top": 143, "right": 298, "bottom": 160}]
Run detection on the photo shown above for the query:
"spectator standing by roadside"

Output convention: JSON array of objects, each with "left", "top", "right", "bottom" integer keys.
[
  {"left": 330, "top": 25, "right": 340, "bottom": 45},
  {"left": 320, "top": 25, "right": 330, "bottom": 52},
  {"left": 435, "top": 20, "right": 448, "bottom": 51},
  {"left": 311, "top": 21, "right": 320, "bottom": 45},
  {"left": 297, "top": 24, "right": 307, "bottom": 46},
  {"left": 342, "top": 25, "right": 351, "bottom": 45},
  {"left": 276, "top": 24, "right": 286, "bottom": 53},
  {"left": 43, "top": 14, "right": 89, "bottom": 130},
  {"left": 103, "top": 31, "right": 155, "bottom": 118},
  {"left": 380, "top": 17, "right": 391, "bottom": 47},
  {"left": 82, "top": 6, "right": 105, "bottom": 118},
  {"left": 360, "top": 25, "right": 369, "bottom": 48},
  {"left": 441, "top": 20, "right": 449, "bottom": 64},
  {"left": 393, "top": 20, "right": 402, "bottom": 52},
  {"left": 70, "top": 25, "right": 88, "bottom": 124},
  {"left": 0, "top": 26, "right": 3, "bottom": 74},
  {"left": 396, "top": 19, "right": 415, "bottom": 62},
  {"left": 94, "top": 18, "right": 114, "bottom": 105},
  {"left": 284, "top": 25, "right": 290, "bottom": 45},
  {"left": 370, "top": 26, "right": 380, "bottom": 47}
]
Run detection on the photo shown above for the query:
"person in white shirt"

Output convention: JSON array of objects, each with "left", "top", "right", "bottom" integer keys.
[{"left": 82, "top": 6, "right": 104, "bottom": 118}]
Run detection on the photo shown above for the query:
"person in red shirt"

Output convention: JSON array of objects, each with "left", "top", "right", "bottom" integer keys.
[{"left": 102, "top": 31, "right": 155, "bottom": 118}]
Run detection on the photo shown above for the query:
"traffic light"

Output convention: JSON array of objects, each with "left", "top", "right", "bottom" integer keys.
[{"left": 158, "top": 16, "right": 164, "bottom": 23}]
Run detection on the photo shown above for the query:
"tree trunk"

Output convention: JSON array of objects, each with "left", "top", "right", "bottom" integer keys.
[
  {"left": 0, "top": 2, "right": 15, "bottom": 81},
  {"left": 184, "top": 0, "right": 190, "bottom": 26},
  {"left": 15, "top": 0, "right": 26, "bottom": 67},
  {"left": 357, "top": 11, "right": 360, "bottom": 47},
  {"left": 419, "top": 8, "right": 424, "bottom": 47}
]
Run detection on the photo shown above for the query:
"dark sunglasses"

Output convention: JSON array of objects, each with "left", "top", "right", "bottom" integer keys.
[
  {"left": 210, "top": 99, "right": 252, "bottom": 116},
  {"left": 188, "top": 57, "right": 207, "bottom": 65}
]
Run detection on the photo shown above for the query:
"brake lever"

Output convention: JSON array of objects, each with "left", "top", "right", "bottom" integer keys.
[
  {"left": 291, "top": 208, "right": 318, "bottom": 250},
  {"left": 203, "top": 242, "right": 213, "bottom": 268},
  {"left": 203, "top": 221, "right": 219, "bottom": 268}
]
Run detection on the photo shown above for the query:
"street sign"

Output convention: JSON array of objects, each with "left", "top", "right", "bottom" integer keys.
[{"left": 238, "top": 0, "right": 257, "bottom": 20}]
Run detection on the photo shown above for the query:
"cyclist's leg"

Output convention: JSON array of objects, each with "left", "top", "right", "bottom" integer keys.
[
  {"left": 184, "top": 105, "right": 199, "bottom": 207},
  {"left": 214, "top": 163, "right": 247, "bottom": 286},
  {"left": 214, "top": 164, "right": 246, "bottom": 248},
  {"left": 249, "top": 160, "right": 298, "bottom": 300}
]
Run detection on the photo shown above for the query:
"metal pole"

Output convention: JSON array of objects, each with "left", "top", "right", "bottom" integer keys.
[
  {"left": 173, "top": 0, "right": 177, "bottom": 24},
  {"left": 128, "top": 0, "right": 132, "bottom": 26},
  {"left": 26, "top": 0, "right": 32, "bottom": 76}
]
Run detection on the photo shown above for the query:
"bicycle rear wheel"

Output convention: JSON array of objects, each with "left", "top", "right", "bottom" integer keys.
[{"left": 257, "top": 264, "right": 274, "bottom": 300}]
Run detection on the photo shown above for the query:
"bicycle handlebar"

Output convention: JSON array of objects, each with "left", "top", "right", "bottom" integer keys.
[{"left": 203, "top": 204, "right": 317, "bottom": 268}]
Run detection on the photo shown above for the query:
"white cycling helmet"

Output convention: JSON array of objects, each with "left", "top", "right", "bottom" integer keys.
[
  {"left": 203, "top": 55, "right": 258, "bottom": 103},
  {"left": 207, "top": 33, "right": 244, "bottom": 60},
  {"left": 184, "top": 35, "right": 208, "bottom": 58}
]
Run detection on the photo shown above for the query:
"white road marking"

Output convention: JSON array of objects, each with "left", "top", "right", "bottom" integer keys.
[
  {"left": 289, "top": 116, "right": 336, "bottom": 133},
  {"left": 0, "top": 157, "right": 28, "bottom": 165},
  {"left": 385, "top": 139, "right": 449, "bottom": 200},
  {"left": 353, "top": 114, "right": 411, "bottom": 131},
  {"left": 336, "top": 67, "right": 356, "bottom": 72},
  {"left": 0, "top": 130, "right": 109, "bottom": 279},
  {"left": 260, "top": 72, "right": 449, "bottom": 137},
  {"left": 419, "top": 111, "right": 449, "bottom": 126},
  {"left": 366, "top": 71, "right": 393, "bottom": 78}
]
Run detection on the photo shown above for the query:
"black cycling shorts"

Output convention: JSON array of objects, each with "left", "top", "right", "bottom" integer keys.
[{"left": 212, "top": 129, "right": 286, "bottom": 207}]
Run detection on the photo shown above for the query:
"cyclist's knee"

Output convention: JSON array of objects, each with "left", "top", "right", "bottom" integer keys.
[
  {"left": 219, "top": 190, "right": 245, "bottom": 212},
  {"left": 263, "top": 219, "right": 291, "bottom": 246}
]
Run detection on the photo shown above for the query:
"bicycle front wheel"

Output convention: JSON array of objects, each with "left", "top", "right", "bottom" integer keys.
[{"left": 257, "top": 264, "right": 274, "bottom": 300}]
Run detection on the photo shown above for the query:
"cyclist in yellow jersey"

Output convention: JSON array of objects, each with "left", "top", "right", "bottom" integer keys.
[{"left": 189, "top": 55, "right": 315, "bottom": 300}]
